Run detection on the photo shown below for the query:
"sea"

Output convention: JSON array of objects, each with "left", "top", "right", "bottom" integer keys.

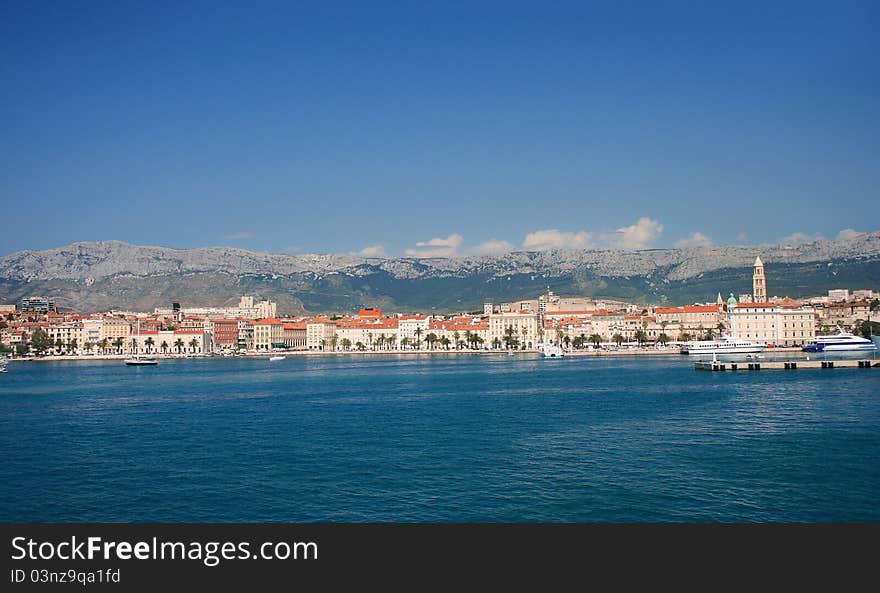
[{"left": 1, "top": 353, "right": 878, "bottom": 522}]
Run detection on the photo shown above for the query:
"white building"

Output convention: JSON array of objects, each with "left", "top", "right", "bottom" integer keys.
[
  {"left": 397, "top": 316, "right": 431, "bottom": 349},
  {"left": 489, "top": 311, "right": 539, "bottom": 349},
  {"left": 306, "top": 318, "right": 337, "bottom": 350}
]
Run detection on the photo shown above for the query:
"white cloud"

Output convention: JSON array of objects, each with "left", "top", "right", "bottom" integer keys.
[
  {"left": 604, "top": 217, "right": 663, "bottom": 249},
  {"left": 522, "top": 229, "right": 594, "bottom": 251},
  {"left": 469, "top": 240, "right": 515, "bottom": 256},
  {"left": 835, "top": 228, "right": 862, "bottom": 241},
  {"left": 674, "top": 232, "right": 713, "bottom": 249},
  {"left": 225, "top": 231, "right": 253, "bottom": 241},
  {"left": 779, "top": 232, "right": 824, "bottom": 245},
  {"left": 404, "top": 234, "right": 463, "bottom": 258},
  {"left": 358, "top": 244, "right": 387, "bottom": 257}
]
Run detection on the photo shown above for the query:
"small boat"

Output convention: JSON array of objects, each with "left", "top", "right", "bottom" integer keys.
[
  {"left": 125, "top": 357, "right": 158, "bottom": 366},
  {"left": 269, "top": 355, "right": 286, "bottom": 362},
  {"left": 125, "top": 320, "right": 158, "bottom": 365},
  {"left": 539, "top": 343, "right": 565, "bottom": 358}
]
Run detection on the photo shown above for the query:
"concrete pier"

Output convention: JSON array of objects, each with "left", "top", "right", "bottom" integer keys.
[{"left": 694, "top": 359, "right": 879, "bottom": 371}]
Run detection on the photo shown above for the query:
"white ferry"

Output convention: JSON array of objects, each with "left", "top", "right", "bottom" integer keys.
[
  {"left": 680, "top": 335, "right": 766, "bottom": 355},
  {"left": 802, "top": 330, "right": 877, "bottom": 353}
]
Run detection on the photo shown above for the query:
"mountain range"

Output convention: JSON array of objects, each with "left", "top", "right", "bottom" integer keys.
[{"left": 1, "top": 232, "right": 879, "bottom": 314}]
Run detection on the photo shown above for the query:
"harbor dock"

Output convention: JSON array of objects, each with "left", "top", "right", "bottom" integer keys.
[{"left": 695, "top": 359, "right": 879, "bottom": 371}]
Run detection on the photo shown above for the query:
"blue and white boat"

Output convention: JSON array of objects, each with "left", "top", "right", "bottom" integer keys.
[{"left": 802, "top": 330, "right": 877, "bottom": 352}]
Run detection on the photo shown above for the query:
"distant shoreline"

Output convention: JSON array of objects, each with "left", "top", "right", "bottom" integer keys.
[{"left": 5, "top": 347, "right": 806, "bottom": 362}]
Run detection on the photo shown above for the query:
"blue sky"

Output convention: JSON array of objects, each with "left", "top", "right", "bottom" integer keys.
[{"left": 2, "top": 1, "right": 878, "bottom": 257}]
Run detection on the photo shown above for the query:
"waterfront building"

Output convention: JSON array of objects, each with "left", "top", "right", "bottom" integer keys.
[
  {"left": 282, "top": 322, "right": 308, "bottom": 350},
  {"left": 253, "top": 318, "right": 284, "bottom": 351},
  {"left": 100, "top": 316, "right": 131, "bottom": 343},
  {"left": 753, "top": 256, "right": 767, "bottom": 303},
  {"left": 238, "top": 319, "right": 254, "bottom": 351},
  {"left": 728, "top": 302, "right": 816, "bottom": 347},
  {"left": 652, "top": 305, "right": 723, "bottom": 330},
  {"left": 488, "top": 311, "right": 539, "bottom": 349},
  {"left": 397, "top": 315, "right": 431, "bottom": 349},
  {"left": 828, "top": 289, "right": 850, "bottom": 302},
  {"left": 210, "top": 319, "right": 241, "bottom": 350},
  {"left": 306, "top": 318, "right": 337, "bottom": 350},
  {"left": 335, "top": 317, "right": 398, "bottom": 350},
  {"left": 0, "top": 304, "right": 16, "bottom": 314},
  {"left": 81, "top": 318, "right": 103, "bottom": 348},
  {"left": 429, "top": 317, "right": 489, "bottom": 348}
]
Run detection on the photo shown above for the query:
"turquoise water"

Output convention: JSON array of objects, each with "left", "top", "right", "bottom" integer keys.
[{"left": 1, "top": 354, "right": 878, "bottom": 522}]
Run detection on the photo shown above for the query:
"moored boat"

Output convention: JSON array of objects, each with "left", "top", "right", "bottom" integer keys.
[
  {"left": 802, "top": 330, "right": 877, "bottom": 352},
  {"left": 680, "top": 335, "right": 766, "bottom": 355}
]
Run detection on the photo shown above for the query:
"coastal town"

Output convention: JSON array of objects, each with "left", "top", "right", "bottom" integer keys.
[{"left": 1, "top": 257, "right": 878, "bottom": 359}]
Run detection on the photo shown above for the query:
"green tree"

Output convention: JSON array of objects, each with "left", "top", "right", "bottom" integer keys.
[
  {"left": 98, "top": 338, "right": 109, "bottom": 354},
  {"left": 174, "top": 338, "right": 184, "bottom": 354},
  {"left": 414, "top": 326, "right": 423, "bottom": 349},
  {"left": 189, "top": 338, "right": 199, "bottom": 353},
  {"left": 589, "top": 333, "right": 602, "bottom": 348},
  {"left": 503, "top": 326, "right": 518, "bottom": 349},
  {"left": 634, "top": 329, "right": 648, "bottom": 346},
  {"left": 492, "top": 337, "right": 502, "bottom": 349},
  {"left": 612, "top": 333, "right": 624, "bottom": 348},
  {"left": 145, "top": 337, "right": 155, "bottom": 353},
  {"left": 563, "top": 335, "right": 571, "bottom": 349},
  {"left": 400, "top": 337, "right": 410, "bottom": 350},
  {"left": 572, "top": 335, "right": 585, "bottom": 349},
  {"left": 84, "top": 341, "right": 94, "bottom": 354},
  {"left": 16, "top": 344, "right": 29, "bottom": 357},
  {"left": 30, "top": 328, "right": 52, "bottom": 355},
  {"left": 705, "top": 328, "right": 715, "bottom": 340},
  {"left": 54, "top": 338, "right": 64, "bottom": 354},
  {"left": 387, "top": 335, "right": 396, "bottom": 350},
  {"left": 425, "top": 332, "right": 438, "bottom": 350},
  {"left": 355, "top": 341, "right": 365, "bottom": 351},
  {"left": 440, "top": 336, "right": 451, "bottom": 350},
  {"left": 658, "top": 333, "right": 670, "bottom": 346},
  {"left": 330, "top": 336, "right": 339, "bottom": 352},
  {"left": 161, "top": 340, "right": 169, "bottom": 354},
  {"left": 464, "top": 330, "right": 473, "bottom": 349},
  {"left": 453, "top": 331, "right": 461, "bottom": 350}
]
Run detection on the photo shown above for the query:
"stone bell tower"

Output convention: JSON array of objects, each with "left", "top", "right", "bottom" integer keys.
[{"left": 752, "top": 256, "right": 766, "bottom": 302}]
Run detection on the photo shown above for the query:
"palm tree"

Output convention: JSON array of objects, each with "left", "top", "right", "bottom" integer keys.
[
  {"left": 367, "top": 332, "right": 373, "bottom": 350},
  {"left": 174, "top": 338, "right": 184, "bottom": 354},
  {"left": 520, "top": 326, "right": 529, "bottom": 350},
  {"left": 572, "top": 335, "right": 585, "bottom": 349},
  {"left": 376, "top": 334, "right": 385, "bottom": 351},
  {"left": 414, "top": 327, "right": 423, "bottom": 350},
  {"left": 492, "top": 337, "right": 502, "bottom": 349},
  {"left": 716, "top": 322, "right": 726, "bottom": 336},
  {"left": 537, "top": 327, "right": 545, "bottom": 344},
  {"left": 679, "top": 332, "right": 692, "bottom": 342},
  {"left": 589, "top": 333, "right": 602, "bottom": 348},
  {"left": 189, "top": 338, "right": 199, "bottom": 353},
  {"left": 161, "top": 340, "right": 168, "bottom": 354},
  {"left": 440, "top": 336, "right": 451, "bottom": 350},
  {"left": 634, "top": 329, "right": 648, "bottom": 347},
  {"left": 612, "top": 333, "right": 624, "bottom": 348},
  {"left": 55, "top": 338, "right": 64, "bottom": 354},
  {"left": 113, "top": 337, "right": 124, "bottom": 353},
  {"left": 84, "top": 341, "right": 94, "bottom": 355},
  {"left": 563, "top": 335, "right": 571, "bottom": 350},
  {"left": 697, "top": 324, "right": 706, "bottom": 340},
  {"left": 355, "top": 341, "right": 365, "bottom": 351},
  {"left": 339, "top": 338, "right": 351, "bottom": 350},
  {"left": 453, "top": 331, "right": 461, "bottom": 350},
  {"left": 503, "top": 326, "right": 518, "bottom": 350},
  {"left": 145, "top": 336, "right": 155, "bottom": 353},
  {"left": 400, "top": 337, "right": 410, "bottom": 350},
  {"left": 330, "top": 336, "right": 338, "bottom": 352},
  {"left": 474, "top": 336, "right": 485, "bottom": 349},
  {"left": 319, "top": 338, "right": 326, "bottom": 351},
  {"left": 425, "top": 333, "right": 438, "bottom": 350},
  {"left": 387, "top": 335, "right": 396, "bottom": 350},
  {"left": 98, "top": 338, "right": 109, "bottom": 354},
  {"left": 464, "top": 330, "right": 472, "bottom": 349},
  {"left": 555, "top": 328, "right": 564, "bottom": 346},
  {"left": 658, "top": 333, "right": 670, "bottom": 346},
  {"left": 705, "top": 328, "right": 715, "bottom": 340},
  {"left": 69, "top": 338, "right": 78, "bottom": 354}
]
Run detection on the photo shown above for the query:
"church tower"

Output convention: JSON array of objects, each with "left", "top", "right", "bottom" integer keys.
[{"left": 752, "top": 256, "right": 766, "bottom": 302}]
